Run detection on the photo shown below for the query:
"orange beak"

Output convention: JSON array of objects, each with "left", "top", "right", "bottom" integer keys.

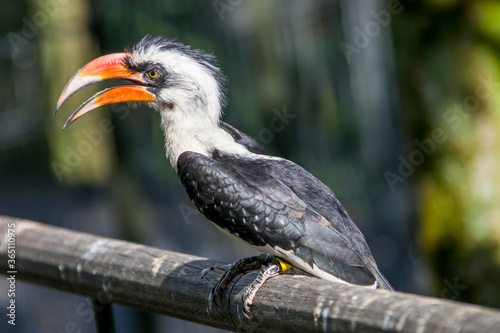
[{"left": 56, "top": 52, "right": 156, "bottom": 129}]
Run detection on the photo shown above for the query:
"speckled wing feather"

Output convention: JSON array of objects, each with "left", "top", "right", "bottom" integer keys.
[{"left": 177, "top": 150, "right": 391, "bottom": 288}]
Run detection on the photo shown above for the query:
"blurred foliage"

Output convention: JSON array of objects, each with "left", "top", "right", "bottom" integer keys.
[
  {"left": 393, "top": 0, "right": 500, "bottom": 307},
  {"left": 43, "top": 0, "right": 116, "bottom": 185}
]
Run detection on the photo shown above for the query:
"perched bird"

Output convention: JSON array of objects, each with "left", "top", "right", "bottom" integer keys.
[{"left": 56, "top": 35, "right": 393, "bottom": 316}]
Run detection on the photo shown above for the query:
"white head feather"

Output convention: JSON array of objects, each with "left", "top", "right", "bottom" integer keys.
[{"left": 126, "top": 36, "right": 250, "bottom": 168}]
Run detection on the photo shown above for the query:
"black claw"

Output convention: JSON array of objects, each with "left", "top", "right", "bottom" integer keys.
[
  {"left": 243, "top": 301, "right": 253, "bottom": 319},
  {"left": 209, "top": 287, "right": 223, "bottom": 306}
]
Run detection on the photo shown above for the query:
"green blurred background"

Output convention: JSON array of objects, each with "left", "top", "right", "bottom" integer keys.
[{"left": 1, "top": 0, "right": 500, "bottom": 332}]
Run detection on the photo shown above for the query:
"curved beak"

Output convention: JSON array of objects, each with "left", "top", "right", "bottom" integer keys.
[{"left": 56, "top": 52, "right": 156, "bottom": 129}]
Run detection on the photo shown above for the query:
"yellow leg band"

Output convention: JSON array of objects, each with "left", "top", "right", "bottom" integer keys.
[{"left": 276, "top": 258, "right": 292, "bottom": 272}]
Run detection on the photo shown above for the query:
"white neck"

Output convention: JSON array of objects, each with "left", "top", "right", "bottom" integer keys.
[{"left": 160, "top": 103, "right": 251, "bottom": 169}]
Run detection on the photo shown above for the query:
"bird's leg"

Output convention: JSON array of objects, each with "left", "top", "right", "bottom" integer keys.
[
  {"left": 210, "top": 252, "right": 274, "bottom": 305},
  {"left": 210, "top": 252, "right": 293, "bottom": 317},
  {"left": 242, "top": 257, "right": 292, "bottom": 318}
]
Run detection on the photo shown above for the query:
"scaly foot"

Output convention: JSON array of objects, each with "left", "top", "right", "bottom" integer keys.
[{"left": 209, "top": 253, "right": 292, "bottom": 317}]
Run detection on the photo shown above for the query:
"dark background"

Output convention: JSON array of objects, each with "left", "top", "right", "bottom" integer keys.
[{"left": 1, "top": 0, "right": 500, "bottom": 332}]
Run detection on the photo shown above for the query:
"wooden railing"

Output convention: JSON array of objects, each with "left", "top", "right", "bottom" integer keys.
[{"left": 1, "top": 216, "right": 500, "bottom": 332}]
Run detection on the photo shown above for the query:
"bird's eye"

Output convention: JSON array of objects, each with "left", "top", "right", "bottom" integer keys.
[{"left": 147, "top": 69, "right": 159, "bottom": 79}]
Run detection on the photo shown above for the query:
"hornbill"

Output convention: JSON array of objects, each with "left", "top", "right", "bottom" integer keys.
[{"left": 56, "top": 35, "right": 393, "bottom": 316}]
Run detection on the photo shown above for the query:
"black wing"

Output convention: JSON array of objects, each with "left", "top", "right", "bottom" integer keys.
[{"left": 177, "top": 150, "right": 392, "bottom": 289}]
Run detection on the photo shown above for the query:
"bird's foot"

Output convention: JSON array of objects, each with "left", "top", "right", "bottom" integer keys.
[
  {"left": 209, "top": 253, "right": 293, "bottom": 317},
  {"left": 209, "top": 253, "right": 274, "bottom": 306},
  {"left": 242, "top": 263, "right": 281, "bottom": 318}
]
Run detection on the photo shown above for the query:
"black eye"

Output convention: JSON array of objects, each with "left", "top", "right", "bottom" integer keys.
[{"left": 147, "top": 69, "right": 159, "bottom": 79}]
